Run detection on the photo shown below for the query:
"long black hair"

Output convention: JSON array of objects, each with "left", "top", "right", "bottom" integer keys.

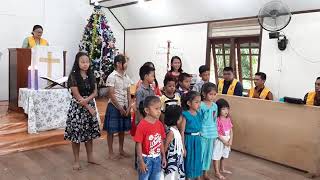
[
  {"left": 143, "top": 62, "right": 159, "bottom": 87},
  {"left": 68, "top": 52, "right": 95, "bottom": 94},
  {"left": 31, "top": 25, "right": 43, "bottom": 35},
  {"left": 169, "top": 56, "right": 183, "bottom": 73},
  {"left": 181, "top": 91, "right": 201, "bottom": 111},
  {"left": 165, "top": 105, "right": 182, "bottom": 127}
]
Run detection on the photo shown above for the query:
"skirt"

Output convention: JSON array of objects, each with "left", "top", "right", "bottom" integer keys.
[
  {"left": 103, "top": 103, "right": 131, "bottom": 133},
  {"left": 184, "top": 134, "right": 202, "bottom": 179},
  {"left": 200, "top": 137, "right": 215, "bottom": 170},
  {"left": 164, "top": 154, "right": 185, "bottom": 180},
  {"left": 161, "top": 171, "right": 184, "bottom": 180},
  {"left": 212, "top": 135, "right": 231, "bottom": 160},
  {"left": 64, "top": 98, "right": 101, "bottom": 143}
]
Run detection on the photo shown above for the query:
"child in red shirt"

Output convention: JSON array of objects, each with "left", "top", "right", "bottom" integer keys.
[{"left": 134, "top": 96, "right": 167, "bottom": 180}]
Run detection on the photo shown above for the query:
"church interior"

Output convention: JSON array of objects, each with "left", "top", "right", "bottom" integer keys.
[{"left": 0, "top": 0, "right": 320, "bottom": 179}]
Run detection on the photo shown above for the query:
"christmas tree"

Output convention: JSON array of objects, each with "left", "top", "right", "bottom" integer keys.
[{"left": 79, "top": 5, "right": 117, "bottom": 88}]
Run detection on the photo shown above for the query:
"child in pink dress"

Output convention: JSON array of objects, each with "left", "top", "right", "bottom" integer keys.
[{"left": 212, "top": 98, "right": 233, "bottom": 180}]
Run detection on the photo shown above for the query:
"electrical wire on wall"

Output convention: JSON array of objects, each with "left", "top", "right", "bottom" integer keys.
[
  {"left": 287, "top": 41, "right": 320, "bottom": 64},
  {"left": 276, "top": 53, "right": 283, "bottom": 99},
  {"left": 280, "top": 31, "right": 320, "bottom": 64}
]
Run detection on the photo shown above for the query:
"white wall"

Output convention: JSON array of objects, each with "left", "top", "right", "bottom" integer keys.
[
  {"left": 260, "top": 12, "right": 320, "bottom": 100},
  {"left": 0, "top": 0, "right": 124, "bottom": 100},
  {"left": 125, "top": 23, "right": 208, "bottom": 87},
  {"left": 125, "top": 12, "right": 320, "bottom": 99}
]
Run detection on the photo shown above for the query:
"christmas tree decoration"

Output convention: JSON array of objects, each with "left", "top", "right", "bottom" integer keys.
[{"left": 79, "top": 5, "right": 117, "bottom": 88}]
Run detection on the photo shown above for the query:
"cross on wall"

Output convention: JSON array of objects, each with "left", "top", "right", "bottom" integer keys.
[
  {"left": 39, "top": 52, "right": 60, "bottom": 78},
  {"left": 156, "top": 40, "right": 183, "bottom": 72}
]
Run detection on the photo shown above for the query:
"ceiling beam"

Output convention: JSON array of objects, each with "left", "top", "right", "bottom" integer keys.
[
  {"left": 89, "top": 0, "right": 112, "bottom": 5},
  {"left": 126, "top": 16, "right": 259, "bottom": 31},
  {"left": 107, "top": 1, "right": 138, "bottom": 9},
  {"left": 104, "top": 0, "right": 152, "bottom": 9},
  {"left": 106, "top": 7, "right": 126, "bottom": 30},
  {"left": 98, "top": 0, "right": 112, "bottom": 3},
  {"left": 125, "top": 8, "right": 320, "bottom": 31},
  {"left": 291, "top": 9, "right": 320, "bottom": 15}
]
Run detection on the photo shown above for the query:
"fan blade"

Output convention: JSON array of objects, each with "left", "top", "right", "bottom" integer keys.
[{"left": 258, "top": 0, "right": 292, "bottom": 31}]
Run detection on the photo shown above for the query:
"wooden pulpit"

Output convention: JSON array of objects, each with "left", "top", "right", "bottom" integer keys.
[
  {"left": 8, "top": 48, "right": 67, "bottom": 111},
  {"left": 8, "top": 48, "right": 31, "bottom": 111}
]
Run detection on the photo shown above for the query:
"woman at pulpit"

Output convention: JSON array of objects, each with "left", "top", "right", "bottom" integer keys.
[
  {"left": 304, "top": 77, "right": 320, "bottom": 106},
  {"left": 22, "top": 25, "right": 49, "bottom": 48}
]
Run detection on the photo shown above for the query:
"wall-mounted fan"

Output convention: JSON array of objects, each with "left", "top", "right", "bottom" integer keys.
[{"left": 258, "top": 0, "right": 292, "bottom": 51}]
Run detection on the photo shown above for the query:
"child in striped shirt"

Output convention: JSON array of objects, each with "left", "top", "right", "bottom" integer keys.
[{"left": 160, "top": 76, "right": 181, "bottom": 123}]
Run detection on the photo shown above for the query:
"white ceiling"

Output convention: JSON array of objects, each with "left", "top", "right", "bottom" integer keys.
[{"left": 96, "top": 0, "right": 320, "bottom": 29}]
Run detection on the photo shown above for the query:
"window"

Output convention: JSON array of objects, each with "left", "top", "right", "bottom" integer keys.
[{"left": 208, "top": 36, "right": 261, "bottom": 92}]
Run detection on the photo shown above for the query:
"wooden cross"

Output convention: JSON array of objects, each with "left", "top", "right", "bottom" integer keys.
[
  {"left": 156, "top": 40, "right": 182, "bottom": 72},
  {"left": 39, "top": 52, "right": 60, "bottom": 78},
  {"left": 166, "top": 40, "right": 171, "bottom": 72}
]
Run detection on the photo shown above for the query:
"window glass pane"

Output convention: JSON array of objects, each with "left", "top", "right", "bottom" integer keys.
[
  {"left": 224, "top": 48, "right": 230, "bottom": 54},
  {"left": 210, "top": 52, "right": 216, "bottom": 82},
  {"left": 241, "top": 55, "right": 251, "bottom": 79},
  {"left": 252, "top": 55, "right": 259, "bottom": 74},
  {"left": 240, "top": 48, "right": 249, "bottom": 54},
  {"left": 225, "top": 55, "right": 230, "bottom": 67},
  {"left": 218, "top": 68, "right": 224, "bottom": 77},
  {"left": 215, "top": 48, "right": 223, "bottom": 54},
  {"left": 242, "top": 79, "right": 253, "bottom": 90},
  {"left": 251, "top": 48, "right": 259, "bottom": 54},
  {"left": 217, "top": 55, "right": 224, "bottom": 76},
  {"left": 215, "top": 44, "right": 222, "bottom": 54}
]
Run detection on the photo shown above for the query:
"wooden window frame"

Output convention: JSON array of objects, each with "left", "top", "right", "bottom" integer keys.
[{"left": 208, "top": 35, "right": 261, "bottom": 91}]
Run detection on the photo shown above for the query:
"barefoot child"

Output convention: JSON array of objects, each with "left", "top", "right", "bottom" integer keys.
[
  {"left": 104, "top": 54, "right": 132, "bottom": 160},
  {"left": 199, "top": 82, "right": 218, "bottom": 180},
  {"left": 180, "top": 91, "right": 202, "bottom": 180},
  {"left": 212, "top": 98, "right": 233, "bottom": 180},
  {"left": 64, "top": 52, "right": 101, "bottom": 170}
]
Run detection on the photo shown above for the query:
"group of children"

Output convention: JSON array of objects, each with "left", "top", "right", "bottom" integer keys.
[{"left": 64, "top": 52, "right": 234, "bottom": 180}]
